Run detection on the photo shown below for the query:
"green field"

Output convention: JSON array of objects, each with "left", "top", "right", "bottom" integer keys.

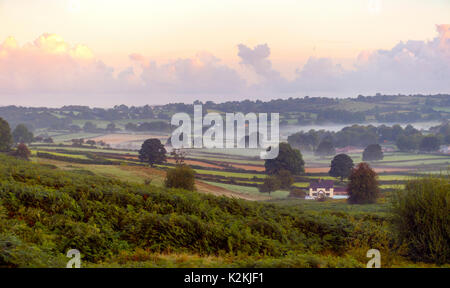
[
  {"left": 204, "top": 181, "right": 290, "bottom": 199},
  {"left": 31, "top": 145, "right": 138, "bottom": 155}
]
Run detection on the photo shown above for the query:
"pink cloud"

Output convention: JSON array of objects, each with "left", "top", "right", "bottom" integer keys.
[
  {"left": 0, "top": 33, "right": 120, "bottom": 94},
  {"left": 0, "top": 25, "right": 449, "bottom": 105}
]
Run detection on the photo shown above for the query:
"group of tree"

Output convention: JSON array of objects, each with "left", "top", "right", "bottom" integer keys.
[
  {"left": 394, "top": 122, "right": 449, "bottom": 152},
  {"left": 260, "top": 143, "right": 304, "bottom": 194},
  {"left": 328, "top": 153, "right": 379, "bottom": 204},
  {"left": 0, "top": 118, "right": 33, "bottom": 160},
  {"left": 33, "top": 136, "right": 54, "bottom": 143},
  {"left": 288, "top": 125, "right": 383, "bottom": 151},
  {"left": 12, "top": 124, "right": 34, "bottom": 144},
  {"left": 288, "top": 123, "right": 448, "bottom": 153},
  {"left": 138, "top": 138, "right": 196, "bottom": 191},
  {"left": 396, "top": 134, "right": 443, "bottom": 152},
  {"left": 362, "top": 144, "right": 384, "bottom": 161},
  {"left": 0, "top": 119, "right": 36, "bottom": 149},
  {"left": 0, "top": 94, "right": 448, "bottom": 134},
  {"left": 314, "top": 139, "right": 335, "bottom": 157},
  {"left": 125, "top": 121, "right": 171, "bottom": 132}
]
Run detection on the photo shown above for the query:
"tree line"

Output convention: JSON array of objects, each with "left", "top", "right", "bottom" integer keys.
[{"left": 288, "top": 123, "right": 449, "bottom": 153}]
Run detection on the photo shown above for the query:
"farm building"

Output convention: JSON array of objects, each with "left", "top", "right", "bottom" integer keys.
[
  {"left": 439, "top": 145, "right": 450, "bottom": 154},
  {"left": 308, "top": 179, "right": 348, "bottom": 199}
]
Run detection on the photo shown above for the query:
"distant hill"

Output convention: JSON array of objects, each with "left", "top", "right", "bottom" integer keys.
[{"left": 0, "top": 94, "right": 449, "bottom": 131}]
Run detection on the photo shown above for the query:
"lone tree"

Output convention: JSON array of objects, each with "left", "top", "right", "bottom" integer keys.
[
  {"left": 362, "top": 144, "right": 383, "bottom": 161},
  {"left": 139, "top": 138, "right": 167, "bottom": 167},
  {"left": 12, "top": 143, "right": 31, "bottom": 160},
  {"left": 259, "top": 175, "right": 281, "bottom": 195},
  {"left": 419, "top": 136, "right": 440, "bottom": 152},
  {"left": 347, "top": 162, "right": 379, "bottom": 204},
  {"left": 165, "top": 165, "right": 196, "bottom": 191},
  {"left": 12, "top": 124, "right": 34, "bottom": 144},
  {"left": 315, "top": 139, "right": 335, "bottom": 157},
  {"left": 0, "top": 117, "right": 12, "bottom": 152},
  {"left": 329, "top": 154, "right": 354, "bottom": 181},
  {"left": 264, "top": 143, "right": 305, "bottom": 175}
]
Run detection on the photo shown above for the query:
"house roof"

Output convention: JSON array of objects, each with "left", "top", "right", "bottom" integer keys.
[
  {"left": 310, "top": 179, "right": 334, "bottom": 189},
  {"left": 334, "top": 187, "right": 348, "bottom": 195}
]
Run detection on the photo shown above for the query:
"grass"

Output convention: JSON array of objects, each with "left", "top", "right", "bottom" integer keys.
[
  {"left": 272, "top": 198, "right": 390, "bottom": 215},
  {"left": 204, "top": 181, "right": 289, "bottom": 199},
  {"left": 194, "top": 148, "right": 263, "bottom": 157},
  {"left": 50, "top": 132, "right": 105, "bottom": 142},
  {"left": 32, "top": 158, "right": 162, "bottom": 186},
  {"left": 187, "top": 154, "right": 263, "bottom": 165},
  {"left": 31, "top": 145, "right": 138, "bottom": 155},
  {"left": 193, "top": 169, "right": 265, "bottom": 179},
  {"left": 383, "top": 159, "right": 450, "bottom": 167},
  {"left": 377, "top": 174, "right": 413, "bottom": 181},
  {"left": 292, "top": 182, "right": 311, "bottom": 188},
  {"left": 380, "top": 184, "right": 405, "bottom": 190},
  {"left": 32, "top": 150, "right": 90, "bottom": 159}
]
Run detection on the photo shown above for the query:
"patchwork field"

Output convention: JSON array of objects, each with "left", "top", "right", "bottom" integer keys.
[{"left": 29, "top": 139, "right": 450, "bottom": 202}]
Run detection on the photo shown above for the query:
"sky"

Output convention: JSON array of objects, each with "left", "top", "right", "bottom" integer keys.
[{"left": 0, "top": 0, "right": 449, "bottom": 106}]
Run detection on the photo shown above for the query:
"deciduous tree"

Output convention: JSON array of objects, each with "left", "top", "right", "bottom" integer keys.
[
  {"left": 315, "top": 139, "right": 336, "bottom": 157},
  {"left": 264, "top": 143, "right": 305, "bottom": 175},
  {"left": 139, "top": 138, "right": 167, "bottom": 167},
  {"left": 329, "top": 154, "right": 354, "bottom": 181},
  {"left": 347, "top": 162, "right": 379, "bottom": 204},
  {"left": 0, "top": 117, "right": 12, "bottom": 152},
  {"left": 419, "top": 136, "right": 440, "bottom": 152},
  {"left": 12, "top": 124, "right": 34, "bottom": 144}
]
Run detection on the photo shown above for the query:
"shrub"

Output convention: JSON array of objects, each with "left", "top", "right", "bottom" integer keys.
[
  {"left": 391, "top": 176, "right": 450, "bottom": 264},
  {"left": 288, "top": 187, "right": 307, "bottom": 199},
  {"left": 164, "top": 165, "right": 196, "bottom": 191},
  {"left": 12, "top": 143, "right": 31, "bottom": 160}
]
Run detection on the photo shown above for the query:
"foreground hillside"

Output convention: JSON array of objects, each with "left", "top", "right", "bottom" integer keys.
[{"left": 0, "top": 154, "right": 444, "bottom": 267}]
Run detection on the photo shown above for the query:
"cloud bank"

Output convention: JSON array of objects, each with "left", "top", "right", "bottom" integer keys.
[{"left": 0, "top": 25, "right": 449, "bottom": 105}]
